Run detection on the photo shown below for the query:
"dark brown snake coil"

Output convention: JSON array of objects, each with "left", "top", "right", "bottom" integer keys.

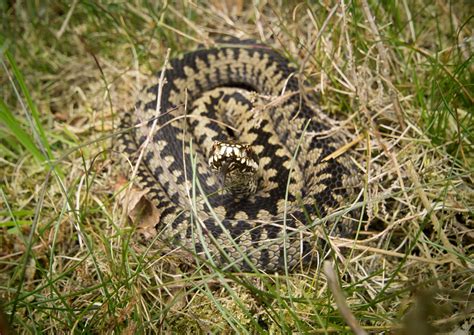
[{"left": 119, "top": 40, "right": 359, "bottom": 272}]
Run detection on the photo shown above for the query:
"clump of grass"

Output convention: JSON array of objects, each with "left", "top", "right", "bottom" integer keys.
[{"left": 1, "top": 1, "right": 472, "bottom": 333}]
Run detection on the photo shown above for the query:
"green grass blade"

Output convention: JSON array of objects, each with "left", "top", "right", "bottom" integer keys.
[{"left": 0, "top": 99, "right": 45, "bottom": 162}]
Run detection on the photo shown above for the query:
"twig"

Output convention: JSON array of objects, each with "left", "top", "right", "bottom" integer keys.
[
  {"left": 55, "top": 0, "right": 78, "bottom": 39},
  {"left": 323, "top": 261, "right": 368, "bottom": 335}
]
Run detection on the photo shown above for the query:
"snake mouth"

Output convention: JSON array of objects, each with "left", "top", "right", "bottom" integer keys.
[{"left": 208, "top": 140, "right": 259, "bottom": 195}]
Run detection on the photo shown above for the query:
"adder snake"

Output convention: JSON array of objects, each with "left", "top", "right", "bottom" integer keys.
[{"left": 118, "top": 40, "right": 358, "bottom": 272}]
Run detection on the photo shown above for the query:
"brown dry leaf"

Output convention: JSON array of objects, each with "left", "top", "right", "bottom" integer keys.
[{"left": 119, "top": 185, "right": 160, "bottom": 240}]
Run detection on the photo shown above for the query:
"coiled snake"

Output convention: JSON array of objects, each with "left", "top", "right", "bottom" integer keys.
[{"left": 119, "top": 40, "right": 358, "bottom": 272}]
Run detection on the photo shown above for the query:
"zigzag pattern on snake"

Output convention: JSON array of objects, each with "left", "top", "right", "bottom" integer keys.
[{"left": 118, "top": 40, "right": 358, "bottom": 272}]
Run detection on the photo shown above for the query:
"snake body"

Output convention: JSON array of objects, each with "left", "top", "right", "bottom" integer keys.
[{"left": 119, "top": 41, "right": 357, "bottom": 272}]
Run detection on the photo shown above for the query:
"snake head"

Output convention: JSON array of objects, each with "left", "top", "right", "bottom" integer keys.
[{"left": 208, "top": 141, "right": 259, "bottom": 195}]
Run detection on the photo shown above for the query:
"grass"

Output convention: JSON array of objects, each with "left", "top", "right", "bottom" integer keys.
[{"left": 1, "top": 0, "right": 473, "bottom": 333}]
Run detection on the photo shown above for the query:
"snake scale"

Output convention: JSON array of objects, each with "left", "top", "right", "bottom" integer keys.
[{"left": 119, "top": 40, "right": 358, "bottom": 272}]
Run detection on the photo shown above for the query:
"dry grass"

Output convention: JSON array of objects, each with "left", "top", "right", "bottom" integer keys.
[{"left": 1, "top": 1, "right": 472, "bottom": 333}]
